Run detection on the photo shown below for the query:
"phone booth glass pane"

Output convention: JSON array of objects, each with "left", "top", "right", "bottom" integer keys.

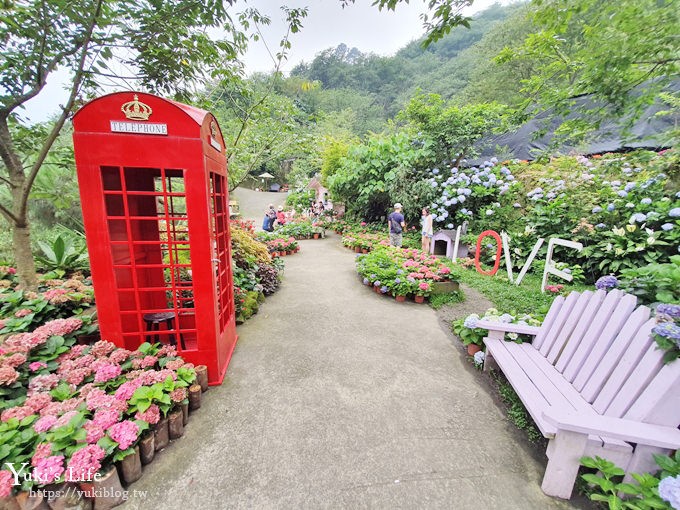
[
  {"left": 101, "top": 166, "right": 197, "bottom": 351},
  {"left": 209, "top": 172, "right": 233, "bottom": 333}
]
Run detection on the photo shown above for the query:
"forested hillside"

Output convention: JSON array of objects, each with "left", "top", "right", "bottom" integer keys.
[{"left": 290, "top": 2, "right": 527, "bottom": 120}]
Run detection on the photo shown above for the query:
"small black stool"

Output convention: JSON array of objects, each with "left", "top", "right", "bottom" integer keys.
[{"left": 142, "top": 312, "right": 186, "bottom": 349}]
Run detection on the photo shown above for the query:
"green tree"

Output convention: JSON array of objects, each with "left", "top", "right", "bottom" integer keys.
[
  {"left": 0, "top": 1, "right": 309, "bottom": 288},
  {"left": 498, "top": 0, "right": 680, "bottom": 139}
]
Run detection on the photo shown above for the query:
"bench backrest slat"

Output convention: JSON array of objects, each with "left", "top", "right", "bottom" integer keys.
[
  {"left": 562, "top": 290, "right": 627, "bottom": 382},
  {"left": 546, "top": 291, "right": 593, "bottom": 364},
  {"left": 532, "top": 295, "right": 565, "bottom": 350},
  {"left": 572, "top": 293, "right": 638, "bottom": 391},
  {"left": 603, "top": 338, "right": 664, "bottom": 418},
  {"left": 624, "top": 359, "right": 680, "bottom": 426},
  {"left": 553, "top": 290, "right": 607, "bottom": 373},
  {"left": 580, "top": 305, "right": 651, "bottom": 403},
  {"left": 538, "top": 291, "right": 580, "bottom": 357},
  {"left": 592, "top": 318, "right": 656, "bottom": 414}
]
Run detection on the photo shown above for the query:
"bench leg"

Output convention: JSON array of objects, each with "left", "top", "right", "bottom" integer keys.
[
  {"left": 623, "top": 445, "right": 670, "bottom": 484},
  {"left": 541, "top": 430, "right": 588, "bottom": 499},
  {"left": 482, "top": 332, "right": 502, "bottom": 372}
]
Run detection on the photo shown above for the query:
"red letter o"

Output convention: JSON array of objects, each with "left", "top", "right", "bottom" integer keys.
[{"left": 474, "top": 230, "right": 502, "bottom": 276}]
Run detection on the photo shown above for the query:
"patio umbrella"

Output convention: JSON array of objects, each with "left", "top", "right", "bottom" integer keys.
[{"left": 258, "top": 172, "right": 275, "bottom": 179}]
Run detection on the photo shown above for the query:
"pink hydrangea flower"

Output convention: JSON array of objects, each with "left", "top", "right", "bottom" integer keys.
[
  {"left": 94, "top": 363, "right": 122, "bottom": 383},
  {"left": 83, "top": 421, "right": 105, "bottom": 444},
  {"left": 1, "top": 405, "right": 34, "bottom": 423},
  {"left": 90, "top": 340, "right": 116, "bottom": 358},
  {"left": 54, "top": 411, "right": 79, "bottom": 429},
  {"left": 25, "top": 393, "right": 52, "bottom": 412},
  {"left": 165, "top": 359, "right": 185, "bottom": 371},
  {"left": 107, "top": 420, "right": 139, "bottom": 450},
  {"left": 31, "top": 443, "right": 52, "bottom": 465},
  {"left": 65, "top": 445, "right": 105, "bottom": 482},
  {"left": 28, "top": 374, "right": 60, "bottom": 394},
  {"left": 135, "top": 404, "right": 160, "bottom": 425},
  {"left": 92, "top": 409, "right": 120, "bottom": 430},
  {"left": 29, "top": 361, "right": 47, "bottom": 372},
  {"left": 32, "top": 455, "right": 64, "bottom": 484},
  {"left": 170, "top": 387, "right": 187, "bottom": 403},
  {"left": 86, "top": 389, "right": 115, "bottom": 410},
  {"left": 114, "top": 379, "right": 142, "bottom": 401},
  {"left": 108, "top": 349, "right": 131, "bottom": 365},
  {"left": 418, "top": 282, "right": 430, "bottom": 291},
  {"left": 0, "top": 470, "right": 14, "bottom": 498},
  {"left": 64, "top": 368, "right": 89, "bottom": 386},
  {"left": 34, "top": 415, "right": 58, "bottom": 433},
  {"left": 36, "top": 317, "right": 82, "bottom": 337},
  {"left": 157, "top": 345, "right": 177, "bottom": 358},
  {"left": 0, "top": 366, "right": 19, "bottom": 386},
  {"left": 14, "top": 308, "right": 32, "bottom": 318},
  {"left": 42, "top": 288, "right": 69, "bottom": 303}
]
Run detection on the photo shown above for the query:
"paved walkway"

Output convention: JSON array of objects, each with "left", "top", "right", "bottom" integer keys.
[{"left": 125, "top": 223, "right": 581, "bottom": 509}]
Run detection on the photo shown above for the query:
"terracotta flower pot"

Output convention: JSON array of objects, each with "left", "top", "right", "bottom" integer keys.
[
  {"left": 271, "top": 251, "right": 279, "bottom": 257},
  {"left": 395, "top": 295, "right": 406, "bottom": 302},
  {"left": 414, "top": 295, "right": 425, "bottom": 304},
  {"left": 119, "top": 446, "right": 142, "bottom": 484},
  {"left": 313, "top": 233, "right": 320, "bottom": 239},
  {"left": 92, "top": 466, "right": 125, "bottom": 510},
  {"left": 467, "top": 344, "right": 482, "bottom": 356},
  {"left": 154, "top": 418, "right": 169, "bottom": 452},
  {"left": 139, "top": 432, "right": 155, "bottom": 465},
  {"left": 354, "top": 247, "right": 361, "bottom": 253}
]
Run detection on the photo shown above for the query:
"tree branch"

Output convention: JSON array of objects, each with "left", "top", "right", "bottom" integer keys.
[{"left": 18, "top": 0, "right": 105, "bottom": 221}]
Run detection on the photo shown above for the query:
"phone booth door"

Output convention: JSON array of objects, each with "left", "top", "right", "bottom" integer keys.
[{"left": 207, "top": 160, "right": 235, "bottom": 369}]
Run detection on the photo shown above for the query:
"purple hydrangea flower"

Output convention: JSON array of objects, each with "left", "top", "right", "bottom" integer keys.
[
  {"left": 592, "top": 206, "right": 603, "bottom": 213},
  {"left": 641, "top": 198, "right": 652, "bottom": 205},
  {"left": 606, "top": 204, "right": 615, "bottom": 212},
  {"left": 669, "top": 208, "right": 680, "bottom": 218},
  {"left": 595, "top": 275, "right": 619, "bottom": 291},
  {"left": 380, "top": 286, "right": 388, "bottom": 294},
  {"left": 374, "top": 280, "right": 381, "bottom": 287},
  {"left": 657, "top": 304, "right": 680, "bottom": 319},
  {"left": 362, "top": 278, "right": 369, "bottom": 285},
  {"left": 463, "top": 314, "right": 480, "bottom": 329},
  {"left": 662, "top": 223, "right": 674, "bottom": 231}
]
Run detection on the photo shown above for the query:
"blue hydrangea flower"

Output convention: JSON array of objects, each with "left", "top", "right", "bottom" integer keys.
[
  {"left": 641, "top": 198, "right": 652, "bottom": 205},
  {"left": 630, "top": 213, "right": 647, "bottom": 223},
  {"left": 463, "top": 314, "right": 480, "bottom": 329},
  {"left": 662, "top": 223, "right": 674, "bottom": 231},
  {"left": 669, "top": 208, "right": 680, "bottom": 218},
  {"left": 625, "top": 202, "right": 635, "bottom": 208},
  {"left": 473, "top": 350, "right": 485, "bottom": 367},
  {"left": 499, "top": 313, "right": 515, "bottom": 323},
  {"left": 457, "top": 195, "right": 466, "bottom": 203},
  {"left": 595, "top": 275, "right": 619, "bottom": 291},
  {"left": 624, "top": 182, "right": 636, "bottom": 192},
  {"left": 380, "top": 286, "right": 388, "bottom": 294},
  {"left": 374, "top": 280, "right": 381, "bottom": 287},
  {"left": 592, "top": 206, "right": 603, "bottom": 213},
  {"left": 658, "top": 475, "right": 680, "bottom": 509},
  {"left": 652, "top": 322, "right": 680, "bottom": 342},
  {"left": 596, "top": 223, "right": 607, "bottom": 229},
  {"left": 513, "top": 203, "right": 521, "bottom": 208},
  {"left": 486, "top": 210, "right": 494, "bottom": 216},
  {"left": 370, "top": 274, "right": 376, "bottom": 279},
  {"left": 676, "top": 191, "right": 680, "bottom": 198},
  {"left": 432, "top": 168, "right": 439, "bottom": 174},
  {"left": 657, "top": 304, "right": 680, "bottom": 319},
  {"left": 446, "top": 223, "right": 453, "bottom": 229},
  {"left": 607, "top": 204, "right": 616, "bottom": 212},
  {"left": 362, "top": 278, "right": 369, "bottom": 285},
  {"left": 617, "top": 190, "right": 628, "bottom": 198},
  {"left": 396, "top": 269, "right": 403, "bottom": 275}
]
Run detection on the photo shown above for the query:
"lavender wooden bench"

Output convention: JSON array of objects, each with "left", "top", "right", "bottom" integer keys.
[{"left": 476, "top": 289, "right": 680, "bottom": 499}]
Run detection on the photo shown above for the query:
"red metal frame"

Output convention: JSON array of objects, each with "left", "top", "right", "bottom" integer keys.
[{"left": 72, "top": 92, "right": 237, "bottom": 385}]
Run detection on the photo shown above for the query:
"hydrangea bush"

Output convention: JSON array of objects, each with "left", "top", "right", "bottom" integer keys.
[
  {"left": 0, "top": 319, "right": 196, "bottom": 496},
  {"left": 356, "top": 247, "right": 459, "bottom": 298}
]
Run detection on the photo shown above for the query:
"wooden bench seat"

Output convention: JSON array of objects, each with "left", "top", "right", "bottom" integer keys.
[{"left": 476, "top": 289, "right": 680, "bottom": 499}]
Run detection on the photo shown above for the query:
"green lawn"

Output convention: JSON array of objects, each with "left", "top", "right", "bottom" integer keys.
[{"left": 457, "top": 267, "right": 590, "bottom": 316}]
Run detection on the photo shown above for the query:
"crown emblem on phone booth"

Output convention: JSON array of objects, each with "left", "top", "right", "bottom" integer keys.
[{"left": 121, "top": 94, "right": 152, "bottom": 121}]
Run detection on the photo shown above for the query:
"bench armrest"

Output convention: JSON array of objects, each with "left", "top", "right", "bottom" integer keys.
[
  {"left": 543, "top": 409, "right": 680, "bottom": 449},
  {"left": 475, "top": 320, "right": 541, "bottom": 336}
]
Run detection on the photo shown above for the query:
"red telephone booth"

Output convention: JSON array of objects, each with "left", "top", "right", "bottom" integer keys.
[{"left": 72, "top": 92, "right": 237, "bottom": 385}]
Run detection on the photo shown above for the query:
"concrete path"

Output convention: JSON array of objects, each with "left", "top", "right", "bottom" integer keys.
[{"left": 125, "top": 231, "right": 582, "bottom": 509}]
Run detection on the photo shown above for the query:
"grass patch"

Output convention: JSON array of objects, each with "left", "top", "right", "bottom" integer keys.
[
  {"left": 428, "top": 290, "right": 465, "bottom": 310},
  {"left": 457, "top": 267, "right": 589, "bottom": 315},
  {"left": 491, "top": 370, "right": 543, "bottom": 444}
]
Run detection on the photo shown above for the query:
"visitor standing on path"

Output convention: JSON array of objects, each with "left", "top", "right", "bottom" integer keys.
[
  {"left": 421, "top": 207, "right": 434, "bottom": 252},
  {"left": 388, "top": 203, "right": 405, "bottom": 247}
]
